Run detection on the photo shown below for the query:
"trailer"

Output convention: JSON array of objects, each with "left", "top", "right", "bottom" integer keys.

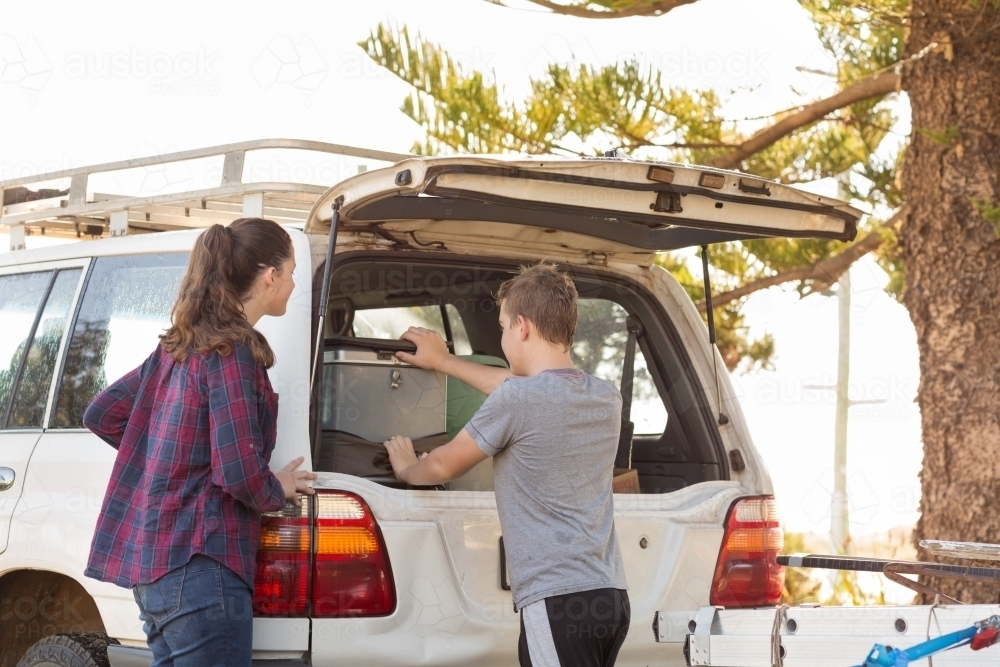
[{"left": 654, "top": 541, "right": 1000, "bottom": 667}]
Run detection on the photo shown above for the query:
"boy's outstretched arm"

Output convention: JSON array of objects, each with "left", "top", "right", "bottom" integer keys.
[
  {"left": 384, "top": 430, "right": 487, "bottom": 486},
  {"left": 396, "top": 326, "right": 512, "bottom": 395}
]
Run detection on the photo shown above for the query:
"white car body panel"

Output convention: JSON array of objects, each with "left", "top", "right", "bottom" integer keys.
[{"left": 0, "top": 432, "right": 40, "bottom": 553}]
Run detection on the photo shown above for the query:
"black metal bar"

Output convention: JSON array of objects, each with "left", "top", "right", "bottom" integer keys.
[
  {"left": 439, "top": 303, "right": 454, "bottom": 346},
  {"left": 701, "top": 246, "right": 716, "bottom": 346},
  {"left": 48, "top": 261, "right": 95, "bottom": 428},
  {"left": 620, "top": 317, "right": 641, "bottom": 424},
  {"left": 310, "top": 203, "right": 342, "bottom": 466},
  {"left": 499, "top": 536, "right": 511, "bottom": 591},
  {"left": 780, "top": 553, "right": 1000, "bottom": 604},
  {"left": 779, "top": 554, "right": 1000, "bottom": 583},
  {"left": 615, "top": 317, "right": 642, "bottom": 470},
  {"left": 311, "top": 201, "right": 341, "bottom": 391}
]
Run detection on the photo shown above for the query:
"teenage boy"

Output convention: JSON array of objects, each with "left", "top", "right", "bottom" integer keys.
[{"left": 382, "top": 263, "right": 629, "bottom": 667}]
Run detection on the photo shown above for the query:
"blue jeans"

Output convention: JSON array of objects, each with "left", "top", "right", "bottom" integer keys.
[{"left": 132, "top": 555, "right": 253, "bottom": 667}]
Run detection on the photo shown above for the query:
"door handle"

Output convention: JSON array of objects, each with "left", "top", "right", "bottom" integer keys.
[{"left": 0, "top": 467, "right": 14, "bottom": 491}]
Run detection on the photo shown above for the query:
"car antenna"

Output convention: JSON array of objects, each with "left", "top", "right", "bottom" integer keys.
[{"left": 701, "top": 245, "right": 729, "bottom": 426}]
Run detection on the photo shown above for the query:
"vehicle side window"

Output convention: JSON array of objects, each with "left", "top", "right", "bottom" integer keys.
[
  {"left": 572, "top": 298, "right": 669, "bottom": 435},
  {"left": 7, "top": 269, "right": 82, "bottom": 428},
  {"left": 0, "top": 271, "right": 54, "bottom": 424},
  {"left": 52, "top": 254, "right": 188, "bottom": 428},
  {"left": 353, "top": 304, "right": 473, "bottom": 355}
]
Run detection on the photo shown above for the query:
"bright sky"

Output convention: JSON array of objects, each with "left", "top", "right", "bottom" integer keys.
[{"left": 0, "top": 0, "right": 919, "bottom": 536}]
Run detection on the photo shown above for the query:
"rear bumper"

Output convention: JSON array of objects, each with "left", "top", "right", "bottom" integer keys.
[
  {"left": 108, "top": 645, "right": 308, "bottom": 667},
  {"left": 108, "top": 617, "right": 310, "bottom": 666}
]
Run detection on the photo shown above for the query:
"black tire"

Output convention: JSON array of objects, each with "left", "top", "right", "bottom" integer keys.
[{"left": 15, "top": 633, "right": 120, "bottom": 667}]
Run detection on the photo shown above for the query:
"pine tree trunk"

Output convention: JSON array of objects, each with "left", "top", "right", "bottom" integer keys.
[{"left": 901, "top": 0, "right": 1000, "bottom": 603}]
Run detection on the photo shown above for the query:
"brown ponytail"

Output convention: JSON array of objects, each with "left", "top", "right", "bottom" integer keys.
[{"left": 160, "top": 217, "right": 292, "bottom": 368}]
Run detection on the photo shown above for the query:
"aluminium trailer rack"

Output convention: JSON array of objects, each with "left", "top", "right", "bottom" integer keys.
[
  {"left": 654, "top": 604, "right": 1000, "bottom": 667},
  {"left": 654, "top": 541, "right": 1000, "bottom": 666}
]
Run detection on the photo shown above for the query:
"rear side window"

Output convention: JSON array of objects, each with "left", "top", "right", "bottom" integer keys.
[
  {"left": 572, "top": 298, "right": 668, "bottom": 435},
  {"left": 353, "top": 304, "right": 472, "bottom": 355},
  {"left": 52, "top": 253, "right": 188, "bottom": 428},
  {"left": 6, "top": 269, "right": 82, "bottom": 428},
  {"left": 0, "top": 272, "right": 55, "bottom": 424}
]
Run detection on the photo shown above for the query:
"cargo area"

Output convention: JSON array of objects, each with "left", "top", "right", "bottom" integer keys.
[{"left": 309, "top": 253, "right": 730, "bottom": 494}]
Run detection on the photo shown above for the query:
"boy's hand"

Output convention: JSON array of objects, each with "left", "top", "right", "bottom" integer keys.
[
  {"left": 383, "top": 435, "right": 428, "bottom": 482},
  {"left": 274, "top": 456, "right": 317, "bottom": 506},
  {"left": 396, "top": 327, "right": 450, "bottom": 371}
]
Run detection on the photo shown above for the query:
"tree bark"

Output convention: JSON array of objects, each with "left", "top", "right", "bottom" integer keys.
[{"left": 901, "top": 0, "right": 1000, "bottom": 603}]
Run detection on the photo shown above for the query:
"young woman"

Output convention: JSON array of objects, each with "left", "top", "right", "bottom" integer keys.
[{"left": 83, "top": 218, "right": 316, "bottom": 667}]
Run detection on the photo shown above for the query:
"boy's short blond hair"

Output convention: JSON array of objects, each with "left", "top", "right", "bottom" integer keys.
[{"left": 495, "top": 263, "right": 578, "bottom": 348}]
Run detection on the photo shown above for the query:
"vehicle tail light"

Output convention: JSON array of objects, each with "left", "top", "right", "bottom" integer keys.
[
  {"left": 312, "top": 491, "right": 396, "bottom": 616},
  {"left": 253, "top": 499, "right": 311, "bottom": 616},
  {"left": 710, "top": 496, "right": 784, "bottom": 607}
]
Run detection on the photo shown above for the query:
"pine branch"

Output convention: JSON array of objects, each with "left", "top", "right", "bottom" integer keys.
[
  {"left": 697, "top": 206, "right": 908, "bottom": 312},
  {"left": 707, "top": 72, "right": 900, "bottom": 170},
  {"left": 519, "top": 0, "right": 699, "bottom": 18}
]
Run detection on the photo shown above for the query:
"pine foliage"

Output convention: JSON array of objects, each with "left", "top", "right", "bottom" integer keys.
[{"left": 359, "top": 0, "right": 909, "bottom": 369}]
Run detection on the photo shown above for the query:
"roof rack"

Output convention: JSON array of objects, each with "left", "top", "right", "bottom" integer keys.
[{"left": 0, "top": 138, "right": 409, "bottom": 251}]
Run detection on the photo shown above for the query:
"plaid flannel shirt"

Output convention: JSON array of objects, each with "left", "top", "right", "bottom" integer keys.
[{"left": 83, "top": 343, "right": 286, "bottom": 591}]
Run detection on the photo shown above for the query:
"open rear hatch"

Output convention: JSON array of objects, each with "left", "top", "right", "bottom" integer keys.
[
  {"left": 305, "top": 155, "right": 862, "bottom": 257},
  {"left": 301, "top": 157, "right": 864, "bottom": 662}
]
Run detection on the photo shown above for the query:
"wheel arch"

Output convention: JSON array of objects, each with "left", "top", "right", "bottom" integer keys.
[{"left": 0, "top": 569, "right": 106, "bottom": 667}]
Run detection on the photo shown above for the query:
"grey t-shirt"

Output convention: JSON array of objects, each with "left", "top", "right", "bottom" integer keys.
[{"left": 466, "top": 368, "right": 628, "bottom": 610}]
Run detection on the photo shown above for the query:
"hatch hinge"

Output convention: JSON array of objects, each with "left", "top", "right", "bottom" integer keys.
[
  {"left": 587, "top": 251, "right": 608, "bottom": 266},
  {"left": 354, "top": 231, "right": 380, "bottom": 245}
]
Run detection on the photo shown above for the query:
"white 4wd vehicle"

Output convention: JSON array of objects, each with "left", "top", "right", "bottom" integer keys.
[{"left": 0, "top": 140, "right": 860, "bottom": 667}]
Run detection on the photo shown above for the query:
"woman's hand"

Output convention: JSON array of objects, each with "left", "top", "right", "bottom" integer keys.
[
  {"left": 383, "top": 435, "right": 428, "bottom": 483},
  {"left": 274, "top": 456, "right": 317, "bottom": 506},
  {"left": 396, "top": 327, "right": 451, "bottom": 371}
]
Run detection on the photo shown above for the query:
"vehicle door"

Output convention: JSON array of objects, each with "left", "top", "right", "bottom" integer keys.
[
  {"left": 0, "top": 260, "right": 87, "bottom": 553},
  {"left": 18, "top": 232, "right": 314, "bottom": 649}
]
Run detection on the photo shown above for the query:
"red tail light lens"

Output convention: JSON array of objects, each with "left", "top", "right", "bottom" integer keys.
[
  {"left": 710, "top": 496, "right": 784, "bottom": 607},
  {"left": 253, "top": 499, "right": 310, "bottom": 616},
  {"left": 313, "top": 491, "right": 396, "bottom": 617}
]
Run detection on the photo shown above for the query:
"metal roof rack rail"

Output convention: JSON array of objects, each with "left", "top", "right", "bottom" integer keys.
[{"left": 0, "top": 138, "right": 408, "bottom": 251}]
